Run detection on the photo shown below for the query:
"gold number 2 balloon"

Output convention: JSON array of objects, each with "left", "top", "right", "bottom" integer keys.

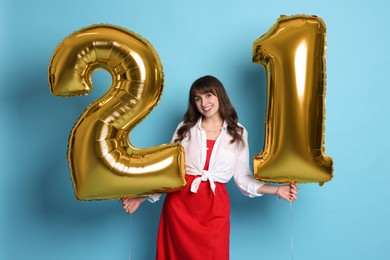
[
  {"left": 253, "top": 15, "right": 333, "bottom": 185},
  {"left": 49, "top": 24, "right": 186, "bottom": 200}
]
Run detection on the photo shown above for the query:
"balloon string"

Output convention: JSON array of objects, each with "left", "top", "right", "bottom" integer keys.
[
  {"left": 128, "top": 213, "right": 133, "bottom": 260},
  {"left": 290, "top": 201, "right": 294, "bottom": 260}
]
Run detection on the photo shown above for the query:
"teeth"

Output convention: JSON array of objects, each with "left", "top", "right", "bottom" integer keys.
[{"left": 203, "top": 106, "right": 212, "bottom": 112}]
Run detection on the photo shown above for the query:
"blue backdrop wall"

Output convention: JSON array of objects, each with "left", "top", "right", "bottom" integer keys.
[{"left": 1, "top": 0, "right": 389, "bottom": 259}]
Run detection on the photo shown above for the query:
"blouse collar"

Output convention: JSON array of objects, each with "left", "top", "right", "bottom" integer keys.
[{"left": 196, "top": 117, "right": 227, "bottom": 131}]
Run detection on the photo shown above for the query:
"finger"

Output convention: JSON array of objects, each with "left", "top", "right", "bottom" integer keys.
[
  {"left": 124, "top": 202, "right": 133, "bottom": 210},
  {"left": 283, "top": 194, "right": 292, "bottom": 202},
  {"left": 127, "top": 206, "right": 136, "bottom": 214},
  {"left": 290, "top": 184, "right": 297, "bottom": 191},
  {"left": 125, "top": 205, "right": 134, "bottom": 214}
]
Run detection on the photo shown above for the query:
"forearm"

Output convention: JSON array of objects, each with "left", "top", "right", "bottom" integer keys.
[
  {"left": 257, "top": 184, "right": 279, "bottom": 195},
  {"left": 257, "top": 184, "right": 299, "bottom": 202}
]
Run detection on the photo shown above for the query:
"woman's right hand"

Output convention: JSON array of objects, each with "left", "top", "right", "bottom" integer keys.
[{"left": 120, "top": 197, "right": 147, "bottom": 214}]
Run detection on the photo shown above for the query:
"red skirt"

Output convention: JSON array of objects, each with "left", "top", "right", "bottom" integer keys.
[{"left": 156, "top": 175, "right": 230, "bottom": 260}]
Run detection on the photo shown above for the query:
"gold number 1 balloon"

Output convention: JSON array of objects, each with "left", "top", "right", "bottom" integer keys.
[
  {"left": 253, "top": 15, "right": 333, "bottom": 185},
  {"left": 49, "top": 24, "right": 186, "bottom": 200}
]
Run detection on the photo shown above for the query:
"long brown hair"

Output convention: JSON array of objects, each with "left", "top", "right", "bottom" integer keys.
[{"left": 175, "top": 75, "right": 243, "bottom": 144}]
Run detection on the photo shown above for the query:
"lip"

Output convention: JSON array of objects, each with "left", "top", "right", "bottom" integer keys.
[{"left": 202, "top": 105, "right": 212, "bottom": 112}]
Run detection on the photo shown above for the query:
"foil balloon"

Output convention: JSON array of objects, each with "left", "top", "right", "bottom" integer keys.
[
  {"left": 49, "top": 24, "right": 186, "bottom": 200},
  {"left": 253, "top": 15, "right": 333, "bottom": 185}
]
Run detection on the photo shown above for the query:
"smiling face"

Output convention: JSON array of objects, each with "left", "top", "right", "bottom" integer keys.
[{"left": 194, "top": 92, "right": 220, "bottom": 119}]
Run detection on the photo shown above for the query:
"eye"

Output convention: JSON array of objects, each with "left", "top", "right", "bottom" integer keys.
[
  {"left": 205, "top": 93, "right": 213, "bottom": 98},
  {"left": 194, "top": 96, "right": 201, "bottom": 102}
]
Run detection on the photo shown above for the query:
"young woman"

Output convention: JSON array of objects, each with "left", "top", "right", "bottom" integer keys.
[{"left": 122, "top": 75, "right": 298, "bottom": 259}]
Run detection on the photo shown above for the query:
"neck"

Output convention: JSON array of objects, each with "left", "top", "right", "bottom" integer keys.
[{"left": 201, "top": 116, "right": 223, "bottom": 130}]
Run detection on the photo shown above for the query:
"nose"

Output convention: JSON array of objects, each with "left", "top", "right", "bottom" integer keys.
[{"left": 201, "top": 97, "right": 206, "bottom": 106}]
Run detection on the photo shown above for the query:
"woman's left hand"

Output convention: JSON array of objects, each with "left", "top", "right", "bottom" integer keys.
[{"left": 277, "top": 184, "right": 298, "bottom": 202}]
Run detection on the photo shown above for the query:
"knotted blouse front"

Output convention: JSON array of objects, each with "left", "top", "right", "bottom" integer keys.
[{"left": 176, "top": 117, "right": 264, "bottom": 196}]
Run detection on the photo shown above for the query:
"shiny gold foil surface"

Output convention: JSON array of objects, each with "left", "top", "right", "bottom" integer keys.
[
  {"left": 49, "top": 24, "right": 186, "bottom": 200},
  {"left": 253, "top": 15, "right": 333, "bottom": 185}
]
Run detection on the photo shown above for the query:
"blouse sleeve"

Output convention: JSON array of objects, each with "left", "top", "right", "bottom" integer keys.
[{"left": 233, "top": 127, "right": 265, "bottom": 198}]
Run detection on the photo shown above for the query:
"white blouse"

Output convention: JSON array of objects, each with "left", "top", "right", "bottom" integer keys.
[{"left": 149, "top": 118, "right": 265, "bottom": 202}]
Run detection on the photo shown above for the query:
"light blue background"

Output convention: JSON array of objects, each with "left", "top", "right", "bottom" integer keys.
[{"left": 1, "top": 0, "right": 389, "bottom": 259}]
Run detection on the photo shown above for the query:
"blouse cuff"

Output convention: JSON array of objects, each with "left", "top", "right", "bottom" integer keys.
[
  {"left": 247, "top": 180, "right": 266, "bottom": 198},
  {"left": 147, "top": 194, "right": 161, "bottom": 203}
]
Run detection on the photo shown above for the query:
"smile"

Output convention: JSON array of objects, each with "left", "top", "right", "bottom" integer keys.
[{"left": 202, "top": 105, "right": 213, "bottom": 112}]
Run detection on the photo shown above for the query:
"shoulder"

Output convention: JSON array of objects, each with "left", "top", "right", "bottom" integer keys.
[
  {"left": 172, "top": 121, "right": 185, "bottom": 135},
  {"left": 237, "top": 122, "right": 248, "bottom": 136},
  {"left": 237, "top": 122, "right": 246, "bottom": 129}
]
